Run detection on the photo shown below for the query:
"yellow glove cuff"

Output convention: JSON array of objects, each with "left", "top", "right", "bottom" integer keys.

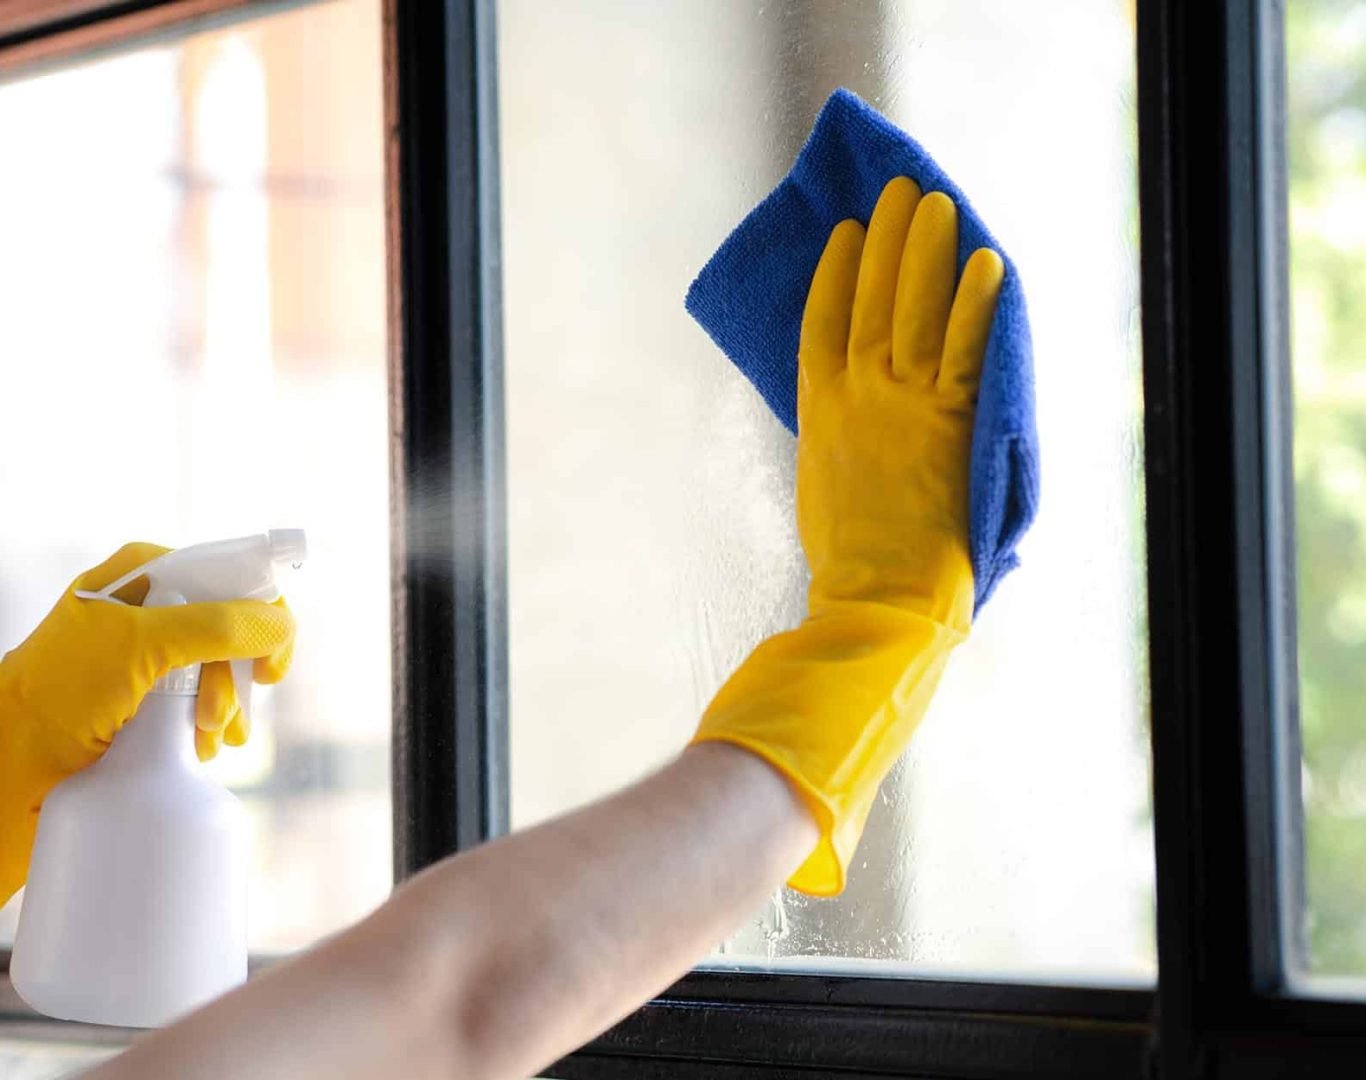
[{"left": 691, "top": 602, "right": 962, "bottom": 896}]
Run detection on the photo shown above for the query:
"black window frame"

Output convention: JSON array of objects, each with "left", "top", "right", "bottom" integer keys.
[{"left": 3, "top": 0, "right": 1365, "bottom": 1077}]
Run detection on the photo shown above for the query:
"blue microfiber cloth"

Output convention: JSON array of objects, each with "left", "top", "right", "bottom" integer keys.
[{"left": 686, "top": 88, "right": 1038, "bottom": 611}]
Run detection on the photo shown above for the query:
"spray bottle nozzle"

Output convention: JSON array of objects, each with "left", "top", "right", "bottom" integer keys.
[
  {"left": 267, "top": 528, "right": 308, "bottom": 567},
  {"left": 77, "top": 530, "right": 306, "bottom": 606}
]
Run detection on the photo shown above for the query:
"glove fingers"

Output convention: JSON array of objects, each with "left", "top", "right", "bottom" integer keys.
[
  {"left": 799, "top": 219, "right": 865, "bottom": 387},
  {"left": 195, "top": 660, "right": 239, "bottom": 735},
  {"left": 224, "top": 707, "right": 251, "bottom": 748},
  {"left": 939, "top": 247, "right": 1005, "bottom": 407},
  {"left": 252, "top": 597, "right": 295, "bottom": 685},
  {"left": 145, "top": 598, "right": 296, "bottom": 671},
  {"left": 74, "top": 542, "right": 170, "bottom": 596},
  {"left": 196, "top": 726, "right": 224, "bottom": 763},
  {"left": 161, "top": 598, "right": 291, "bottom": 759},
  {"left": 848, "top": 177, "right": 919, "bottom": 377},
  {"left": 893, "top": 192, "right": 958, "bottom": 383},
  {"left": 195, "top": 662, "right": 250, "bottom": 759}
]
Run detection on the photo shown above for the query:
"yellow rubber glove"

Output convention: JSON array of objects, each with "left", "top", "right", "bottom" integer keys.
[
  {"left": 0, "top": 542, "right": 295, "bottom": 907},
  {"left": 692, "top": 177, "right": 1005, "bottom": 896}
]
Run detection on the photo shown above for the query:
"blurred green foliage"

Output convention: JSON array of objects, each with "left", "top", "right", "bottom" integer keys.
[{"left": 1287, "top": 0, "right": 1366, "bottom": 974}]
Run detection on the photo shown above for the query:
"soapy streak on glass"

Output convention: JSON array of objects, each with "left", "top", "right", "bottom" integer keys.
[
  {"left": 501, "top": 0, "right": 1152, "bottom": 981},
  {"left": 0, "top": 0, "right": 391, "bottom": 955}
]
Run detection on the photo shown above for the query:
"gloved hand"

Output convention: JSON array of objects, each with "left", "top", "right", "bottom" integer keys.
[
  {"left": 692, "top": 177, "right": 1005, "bottom": 896},
  {"left": 0, "top": 542, "right": 295, "bottom": 907}
]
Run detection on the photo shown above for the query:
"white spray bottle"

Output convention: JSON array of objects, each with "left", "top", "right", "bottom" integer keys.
[{"left": 10, "top": 529, "right": 306, "bottom": 1028}]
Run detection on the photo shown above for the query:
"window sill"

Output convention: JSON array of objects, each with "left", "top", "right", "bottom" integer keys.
[
  {"left": 0, "top": 973, "right": 132, "bottom": 1049},
  {"left": 550, "top": 975, "right": 1155, "bottom": 1080}
]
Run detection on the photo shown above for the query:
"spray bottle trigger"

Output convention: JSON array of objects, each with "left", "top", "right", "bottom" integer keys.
[
  {"left": 73, "top": 554, "right": 168, "bottom": 605},
  {"left": 230, "top": 659, "right": 253, "bottom": 726}
]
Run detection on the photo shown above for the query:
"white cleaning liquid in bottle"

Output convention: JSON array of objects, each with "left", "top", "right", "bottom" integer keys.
[{"left": 10, "top": 529, "right": 306, "bottom": 1028}]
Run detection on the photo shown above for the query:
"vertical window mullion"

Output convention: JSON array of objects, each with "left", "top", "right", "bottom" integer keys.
[
  {"left": 387, "top": 0, "right": 506, "bottom": 879},
  {"left": 1140, "top": 0, "right": 1287, "bottom": 1072}
]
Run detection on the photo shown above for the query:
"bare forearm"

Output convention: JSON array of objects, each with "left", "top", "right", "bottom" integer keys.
[
  {"left": 91, "top": 743, "right": 814, "bottom": 1080},
  {"left": 413, "top": 741, "right": 815, "bottom": 1077}
]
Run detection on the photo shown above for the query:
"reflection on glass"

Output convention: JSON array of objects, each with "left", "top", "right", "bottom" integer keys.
[
  {"left": 1287, "top": 0, "right": 1366, "bottom": 988},
  {"left": 502, "top": 0, "right": 1152, "bottom": 980},
  {"left": 0, "top": 0, "right": 390, "bottom": 954}
]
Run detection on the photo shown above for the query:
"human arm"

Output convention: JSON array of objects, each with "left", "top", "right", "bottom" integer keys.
[
  {"left": 86, "top": 175, "right": 1003, "bottom": 1079},
  {"left": 89, "top": 741, "right": 813, "bottom": 1080}
]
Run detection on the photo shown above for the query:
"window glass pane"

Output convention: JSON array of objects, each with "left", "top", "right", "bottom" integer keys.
[
  {"left": 0, "top": 0, "right": 390, "bottom": 954},
  {"left": 502, "top": 0, "right": 1153, "bottom": 981},
  {"left": 1286, "top": 0, "right": 1366, "bottom": 989}
]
